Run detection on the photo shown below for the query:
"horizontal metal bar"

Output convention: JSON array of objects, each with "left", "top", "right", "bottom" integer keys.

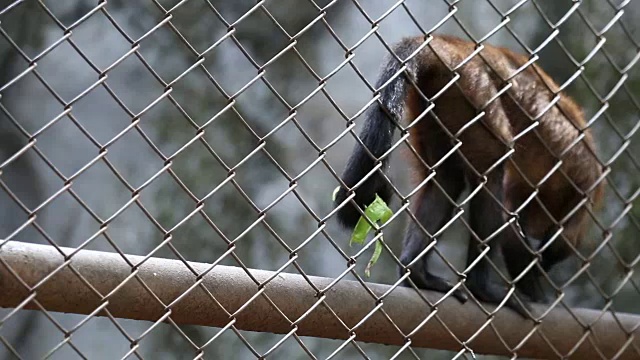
[{"left": 0, "top": 241, "right": 638, "bottom": 359}]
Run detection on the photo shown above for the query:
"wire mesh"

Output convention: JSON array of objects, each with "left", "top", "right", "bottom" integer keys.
[{"left": 0, "top": 0, "right": 638, "bottom": 359}]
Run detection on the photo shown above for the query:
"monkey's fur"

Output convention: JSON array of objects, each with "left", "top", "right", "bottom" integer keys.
[{"left": 333, "top": 35, "right": 604, "bottom": 317}]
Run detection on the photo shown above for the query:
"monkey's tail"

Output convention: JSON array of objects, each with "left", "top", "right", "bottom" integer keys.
[{"left": 333, "top": 37, "right": 425, "bottom": 228}]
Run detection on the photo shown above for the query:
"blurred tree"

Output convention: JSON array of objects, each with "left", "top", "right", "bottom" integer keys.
[{"left": 0, "top": 2, "right": 47, "bottom": 358}]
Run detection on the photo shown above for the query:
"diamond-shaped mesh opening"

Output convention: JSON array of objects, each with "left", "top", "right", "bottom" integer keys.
[{"left": 0, "top": 0, "right": 638, "bottom": 359}]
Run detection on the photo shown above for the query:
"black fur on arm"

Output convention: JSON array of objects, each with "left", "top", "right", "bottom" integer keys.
[{"left": 333, "top": 38, "right": 423, "bottom": 228}]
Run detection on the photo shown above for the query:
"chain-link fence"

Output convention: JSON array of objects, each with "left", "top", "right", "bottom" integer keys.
[{"left": 0, "top": 0, "right": 638, "bottom": 359}]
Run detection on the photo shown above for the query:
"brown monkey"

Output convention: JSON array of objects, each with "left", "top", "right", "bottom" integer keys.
[{"left": 333, "top": 34, "right": 604, "bottom": 317}]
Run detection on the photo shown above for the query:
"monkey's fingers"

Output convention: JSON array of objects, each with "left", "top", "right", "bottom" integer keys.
[
  {"left": 515, "top": 268, "right": 550, "bottom": 304},
  {"left": 467, "top": 282, "right": 533, "bottom": 319},
  {"left": 400, "top": 268, "right": 469, "bottom": 304},
  {"left": 518, "top": 283, "right": 549, "bottom": 304},
  {"left": 504, "top": 295, "right": 533, "bottom": 319},
  {"left": 450, "top": 287, "right": 469, "bottom": 304}
]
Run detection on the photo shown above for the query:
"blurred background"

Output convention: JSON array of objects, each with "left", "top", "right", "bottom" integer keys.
[{"left": 0, "top": 0, "right": 638, "bottom": 359}]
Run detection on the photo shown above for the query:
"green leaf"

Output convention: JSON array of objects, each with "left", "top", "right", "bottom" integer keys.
[
  {"left": 380, "top": 206, "right": 393, "bottom": 225},
  {"left": 332, "top": 186, "right": 340, "bottom": 201},
  {"left": 365, "top": 237, "right": 383, "bottom": 277},
  {"left": 350, "top": 215, "right": 372, "bottom": 246},
  {"left": 350, "top": 195, "right": 387, "bottom": 246},
  {"left": 365, "top": 195, "right": 389, "bottom": 220},
  {"left": 347, "top": 194, "right": 393, "bottom": 276}
]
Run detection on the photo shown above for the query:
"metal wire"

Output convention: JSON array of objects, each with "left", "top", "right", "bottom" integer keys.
[{"left": 0, "top": 0, "right": 637, "bottom": 359}]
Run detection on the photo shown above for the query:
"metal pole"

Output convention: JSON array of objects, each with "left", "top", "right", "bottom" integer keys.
[{"left": 0, "top": 241, "right": 637, "bottom": 359}]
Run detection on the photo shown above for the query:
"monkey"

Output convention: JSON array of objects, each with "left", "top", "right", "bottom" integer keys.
[{"left": 332, "top": 34, "right": 605, "bottom": 317}]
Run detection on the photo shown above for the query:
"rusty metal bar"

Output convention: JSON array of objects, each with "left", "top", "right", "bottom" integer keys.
[{"left": 0, "top": 241, "right": 638, "bottom": 359}]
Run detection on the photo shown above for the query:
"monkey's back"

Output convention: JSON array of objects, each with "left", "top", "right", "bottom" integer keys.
[
  {"left": 409, "top": 35, "right": 604, "bottom": 244},
  {"left": 480, "top": 42, "right": 604, "bottom": 229}
]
